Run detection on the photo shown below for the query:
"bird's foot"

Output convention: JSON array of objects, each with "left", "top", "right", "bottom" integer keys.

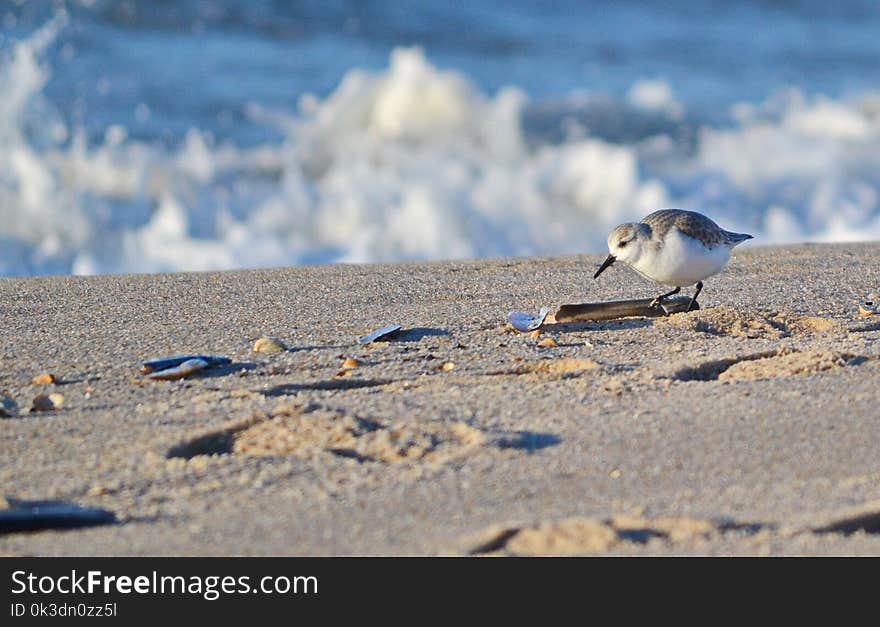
[{"left": 651, "top": 287, "right": 683, "bottom": 310}]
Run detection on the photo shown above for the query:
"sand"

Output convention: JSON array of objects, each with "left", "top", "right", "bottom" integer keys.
[{"left": 1, "top": 243, "right": 879, "bottom": 556}]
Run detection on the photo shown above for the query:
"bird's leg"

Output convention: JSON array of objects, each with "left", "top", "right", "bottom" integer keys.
[
  {"left": 686, "top": 281, "right": 703, "bottom": 312},
  {"left": 650, "top": 286, "right": 680, "bottom": 308}
]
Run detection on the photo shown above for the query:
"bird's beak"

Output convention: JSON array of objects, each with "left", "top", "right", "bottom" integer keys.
[{"left": 593, "top": 254, "right": 616, "bottom": 279}]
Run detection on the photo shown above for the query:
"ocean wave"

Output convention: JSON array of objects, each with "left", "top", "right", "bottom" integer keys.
[{"left": 1, "top": 20, "right": 879, "bottom": 277}]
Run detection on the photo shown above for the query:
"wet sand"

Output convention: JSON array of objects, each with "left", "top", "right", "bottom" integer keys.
[{"left": 1, "top": 243, "right": 880, "bottom": 555}]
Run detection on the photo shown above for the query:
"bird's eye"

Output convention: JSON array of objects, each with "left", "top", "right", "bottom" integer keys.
[{"left": 619, "top": 240, "right": 629, "bottom": 248}]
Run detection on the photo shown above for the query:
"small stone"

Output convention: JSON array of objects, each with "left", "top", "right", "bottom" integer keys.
[
  {"left": 342, "top": 358, "right": 362, "bottom": 369},
  {"left": 32, "top": 373, "right": 57, "bottom": 385},
  {"left": 334, "top": 370, "right": 352, "bottom": 378},
  {"left": 609, "top": 469, "right": 622, "bottom": 479},
  {"left": 86, "top": 485, "right": 109, "bottom": 497},
  {"left": 439, "top": 362, "right": 456, "bottom": 372},
  {"left": 253, "top": 336, "right": 286, "bottom": 353},
  {"left": 537, "top": 337, "right": 558, "bottom": 348},
  {"left": 31, "top": 394, "right": 61, "bottom": 412}
]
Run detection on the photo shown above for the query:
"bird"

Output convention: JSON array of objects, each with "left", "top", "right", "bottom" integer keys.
[{"left": 593, "top": 209, "right": 753, "bottom": 311}]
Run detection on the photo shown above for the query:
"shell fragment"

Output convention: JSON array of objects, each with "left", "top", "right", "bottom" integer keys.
[
  {"left": 508, "top": 307, "right": 552, "bottom": 332},
  {"left": 359, "top": 324, "right": 403, "bottom": 344},
  {"left": 858, "top": 302, "right": 879, "bottom": 317},
  {"left": 141, "top": 355, "right": 231, "bottom": 375},
  {"left": 144, "top": 358, "right": 210, "bottom": 381},
  {"left": 0, "top": 499, "right": 117, "bottom": 533}
]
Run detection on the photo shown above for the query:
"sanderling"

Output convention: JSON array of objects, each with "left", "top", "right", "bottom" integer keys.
[{"left": 593, "top": 209, "right": 753, "bottom": 311}]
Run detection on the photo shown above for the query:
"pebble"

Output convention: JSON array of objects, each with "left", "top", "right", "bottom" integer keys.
[
  {"left": 342, "top": 358, "right": 362, "bottom": 369},
  {"left": 31, "top": 393, "right": 64, "bottom": 412},
  {"left": 31, "top": 373, "right": 57, "bottom": 385},
  {"left": 537, "top": 337, "right": 558, "bottom": 348},
  {"left": 253, "top": 336, "right": 286, "bottom": 353}
]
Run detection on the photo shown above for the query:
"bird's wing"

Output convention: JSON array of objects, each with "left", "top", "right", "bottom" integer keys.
[{"left": 642, "top": 209, "right": 730, "bottom": 248}]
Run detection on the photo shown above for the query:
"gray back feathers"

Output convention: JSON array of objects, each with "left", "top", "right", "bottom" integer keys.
[{"left": 641, "top": 209, "right": 753, "bottom": 248}]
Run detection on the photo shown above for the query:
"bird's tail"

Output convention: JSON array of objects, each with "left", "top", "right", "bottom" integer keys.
[{"left": 724, "top": 231, "right": 753, "bottom": 247}]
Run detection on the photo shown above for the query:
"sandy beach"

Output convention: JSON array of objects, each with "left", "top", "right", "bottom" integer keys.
[{"left": 1, "top": 243, "right": 880, "bottom": 556}]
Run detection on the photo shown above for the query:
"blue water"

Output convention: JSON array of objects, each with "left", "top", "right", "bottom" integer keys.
[
  {"left": 9, "top": 1, "right": 880, "bottom": 141},
  {"left": 2, "top": 1, "right": 880, "bottom": 276}
]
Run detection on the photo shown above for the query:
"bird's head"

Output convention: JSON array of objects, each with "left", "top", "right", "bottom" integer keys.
[{"left": 594, "top": 222, "right": 647, "bottom": 278}]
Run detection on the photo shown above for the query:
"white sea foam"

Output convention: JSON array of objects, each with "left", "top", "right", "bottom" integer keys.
[
  {"left": 694, "top": 89, "right": 880, "bottom": 242},
  {"left": 1, "top": 23, "right": 879, "bottom": 277},
  {"left": 626, "top": 78, "right": 684, "bottom": 120}
]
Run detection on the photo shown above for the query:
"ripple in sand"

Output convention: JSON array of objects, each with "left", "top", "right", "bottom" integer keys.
[
  {"left": 656, "top": 306, "right": 843, "bottom": 339},
  {"left": 466, "top": 516, "right": 764, "bottom": 556},
  {"left": 672, "top": 348, "right": 869, "bottom": 382},
  {"left": 168, "top": 403, "right": 486, "bottom": 467}
]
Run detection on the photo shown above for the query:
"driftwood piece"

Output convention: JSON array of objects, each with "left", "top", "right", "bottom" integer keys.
[
  {"left": 554, "top": 295, "right": 696, "bottom": 322},
  {"left": 508, "top": 296, "right": 697, "bottom": 331}
]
